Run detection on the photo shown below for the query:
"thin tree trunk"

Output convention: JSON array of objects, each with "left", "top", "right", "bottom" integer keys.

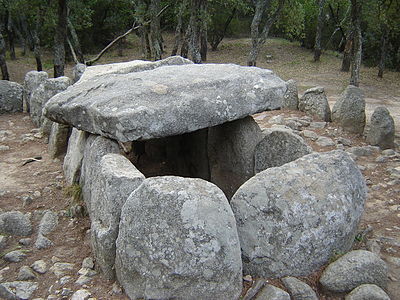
[
  {"left": 171, "top": 2, "right": 186, "bottom": 56},
  {"left": 378, "top": 24, "right": 389, "bottom": 78},
  {"left": 189, "top": 0, "right": 203, "bottom": 63},
  {"left": 54, "top": 0, "right": 68, "bottom": 77},
  {"left": 7, "top": 14, "right": 16, "bottom": 60},
  {"left": 181, "top": 24, "right": 190, "bottom": 58},
  {"left": 199, "top": 0, "right": 207, "bottom": 61},
  {"left": 341, "top": 30, "right": 353, "bottom": 72},
  {"left": 0, "top": 33, "right": 9, "bottom": 80},
  {"left": 210, "top": 7, "right": 236, "bottom": 51},
  {"left": 349, "top": 0, "right": 362, "bottom": 87},
  {"left": 314, "top": 0, "right": 326, "bottom": 62},
  {"left": 67, "top": 18, "right": 84, "bottom": 63},
  {"left": 149, "top": 0, "right": 162, "bottom": 60}
]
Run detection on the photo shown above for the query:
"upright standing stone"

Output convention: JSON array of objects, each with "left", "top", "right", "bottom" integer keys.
[
  {"left": 231, "top": 151, "right": 367, "bottom": 278},
  {"left": 332, "top": 85, "right": 366, "bottom": 134},
  {"left": 63, "top": 129, "right": 89, "bottom": 185},
  {"left": 115, "top": 176, "right": 243, "bottom": 300},
  {"left": 254, "top": 128, "right": 312, "bottom": 173},
  {"left": 23, "top": 71, "right": 48, "bottom": 112},
  {"left": 366, "top": 106, "right": 395, "bottom": 149},
  {"left": 0, "top": 81, "right": 24, "bottom": 114},
  {"left": 208, "top": 116, "right": 263, "bottom": 198},
  {"left": 299, "top": 86, "right": 331, "bottom": 121},
  {"left": 282, "top": 79, "right": 299, "bottom": 110},
  {"left": 91, "top": 154, "right": 145, "bottom": 280},
  {"left": 48, "top": 123, "right": 70, "bottom": 158}
]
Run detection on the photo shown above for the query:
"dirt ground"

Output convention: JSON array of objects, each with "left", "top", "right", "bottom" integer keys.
[{"left": 1, "top": 36, "right": 399, "bottom": 299}]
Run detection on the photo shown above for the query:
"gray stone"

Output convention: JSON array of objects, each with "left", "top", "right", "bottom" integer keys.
[
  {"left": 23, "top": 71, "right": 48, "bottom": 113},
  {"left": 337, "top": 137, "right": 352, "bottom": 146},
  {"left": 254, "top": 127, "right": 312, "bottom": 173},
  {"left": 345, "top": 284, "right": 390, "bottom": 300},
  {"left": 75, "top": 275, "right": 92, "bottom": 285},
  {"left": 71, "top": 289, "right": 91, "bottom": 300},
  {"left": 0, "top": 235, "right": 6, "bottom": 249},
  {"left": 332, "top": 85, "right": 366, "bottom": 134},
  {"left": 381, "top": 149, "right": 395, "bottom": 156},
  {"left": 302, "top": 130, "right": 319, "bottom": 140},
  {"left": 80, "top": 135, "right": 119, "bottom": 215},
  {"left": 256, "top": 284, "right": 290, "bottom": 300},
  {"left": 320, "top": 250, "right": 388, "bottom": 293},
  {"left": 309, "top": 121, "right": 327, "bottom": 129},
  {"left": 40, "top": 117, "right": 53, "bottom": 136},
  {"left": 268, "top": 115, "right": 285, "bottom": 124},
  {"left": 38, "top": 210, "right": 58, "bottom": 236},
  {"left": 63, "top": 129, "right": 89, "bottom": 185},
  {"left": 77, "top": 268, "right": 97, "bottom": 277},
  {"left": 0, "top": 145, "right": 10, "bottom": 151},
  {"left": 44, "top": 59, "right": 286, "bottom": 142},
  {"left": 34, "top": 234, "right": 53, "bottom": 249},
  {"left": 347, "top": 146, "right": 380, "bottom": 157},
  {"left": 31, "top": 260, "right": 47, "bottom": 274},
  {"left": 17, "top": 266, "right": 36, "bottom": 281},
  {"left": 48, "top": 123, "right": 70, "bottom": 158},
  {"left": 366, "top": 107, "right": 395, "bottom": 149},
  {"left": 282, "top": 277, "right": 318, "bottom": 300},
  {"left": 49, "top": 262, "right": 74, "bottom": 278},
  {"left": 91, "top": 153, "right": 144, "bottom": 280},
  {"left": 115, "top": 176, "right": 242, "bottom": 300},
  {"left": 299, "top": 87, "right": 331, "bottom": 121},
  {"left": 61, "top": 288, "right": 73, "bottom": 297},
  {"left": 81, "top": 257, "right": 94, "bottom": 270},
  {"left": 0, "top": 281, "right": 38, "bottom": 300},
  {"left": 59, "top": 276, "right": 72, "bottom": 285},
  {"left": 4, "top": 250, "right": 27, "bottom": 263},
  {"left": 0, "top": 80, "right": 24, "bottom": 113},
  {"left": 0, "top": 211, "right": 32, "bottom": 236},
  {"left": 282, "top": 79, "right": 298, "bottom": 110},
  {"left": 30, "top": 76, "right": 71, "bottom": 127},
  {"left": 231, "top": 151, "right": 366, "bottom": 278},
  {"left": 208, "top": 116, "right": 263, "bottom": 198},
  {"left": 72, "top": 63, "right": 86, "bottom": 84},
  {"left": 316, "top": 136, "right": 335, "bottom": 147}
]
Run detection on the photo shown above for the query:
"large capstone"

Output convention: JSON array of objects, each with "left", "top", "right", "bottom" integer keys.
[
  {"left": 115, "top": 176, "right": 243, "bottom": 300},
  {"left": 231, "top": 150, "right": 367, "bottom": 278},
  {"left": 0, "top": 80, "right": 24, "bottom": 114},
  {"left": 43, "top": 58, "right": 286, "bottom": 142},
  {"left": 91, "top": 153, "right": 145, "bottom": 280}
]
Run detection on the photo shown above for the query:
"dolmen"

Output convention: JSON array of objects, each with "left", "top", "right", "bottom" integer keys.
[{"left": 43, "top": 56, "right": 367, "bottom": 300}]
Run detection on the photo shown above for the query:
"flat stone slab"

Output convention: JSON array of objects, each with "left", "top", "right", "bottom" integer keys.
[{"left": 44, "top": 60, "right": 286, "bottom": 142}]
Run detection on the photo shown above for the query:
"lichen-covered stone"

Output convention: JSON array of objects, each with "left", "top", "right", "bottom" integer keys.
[
  {"left": 366, "top": 106, "right": 395, "bottom": 150},
  {"left": 63, "top": 129, "right": 89, "bottom": 185},
  {"left": 282, "top": 79, "right": 299, "bottom": 110},
  {"left": 299, "top": 86, "right": 331, "bottom": 121},
  {"left": 0, "top": 80, "right": 24, "bottom": 113}
]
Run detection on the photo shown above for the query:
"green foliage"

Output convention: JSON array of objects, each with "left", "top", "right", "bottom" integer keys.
[
  {"left": 64, "top": 183, "right": 82, "bottom": 203},
  {"left": 272, "top": 0, "right": 305, "bottom": 41}
]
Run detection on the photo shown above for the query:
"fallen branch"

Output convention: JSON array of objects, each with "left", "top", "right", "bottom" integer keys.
[{"left": 22, "top": 156, "right": 42, "bottom": 166}]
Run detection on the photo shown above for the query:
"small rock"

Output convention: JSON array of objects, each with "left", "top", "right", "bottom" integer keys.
[
  {"left": 59, "top": 276, "right": 72, "bottom": 285},
  {"left": 17, "top": 266, "right": 36, "bottom": 280},
  {"left": 347, "top": 146, "right": 379, "bottom": 157},
  {"left": 381, "top": 149, "right": 395, "bottom": 156},
  {"left": 0, "top": 281, "right": 38, "bottom": 300},
  {"left": 256, "top": 284, "right": 290, "bottom": 300},
  {"left": 76, "top": 275, "right": 92, "bottom": 285},
  {"left": 366, "top": 106, "right": 395, "bottom": 149},
  {"left": 309, "top": 121, "right": 326, "bottom": 129},
  {"left": 0, "top": 145, "right": 10, "bottom": 151},
  {"left": 316, "top": 136, "right": 335, "bottom": 147},
  {"left": 243, "top": 275, "right": 253, "bottom": 282},
  {"left": 345, "top": 284, "right": 390, "bottom": 300},
  {"left": 366, "top": 239, "right": 381, "bottom": 256},
  {"left": 51, "top": 256, "right": 61, "bottom": 264},
  {"left": 302, "top": 130, "right": 319, "bottom": 140},
  {"left": 375, "top": 156, "right": 388, "bottom": 163},
  {"left": 268, "top": 115, "right": 284, "bottom": 124},
  {"left": 111, "top": 282, "right": 122, "bottom": 295},
  {"left": 0, "top": 211, "right": 32, "bottom": 236},
  {"left": 82, "top": 257, "right": 94, "bottom": 270},
  {"left": 320, "top": 250, "right": 388, "bottom": 293},
  {"left": 22, "top": 195, "right": 33, "bottom": 207},
  {"left": 71, "top": 289, "right": 91, "bottom": 300},
  {"left": 337, "top": 137, "right": 352, "bottom": 146},
  {"left": 78, "top": 268, "right": 97, "bottom": 277},
  {"left": 3, "top": 250, "right": 27, "bottom": 263},
  {"left": 19, "top": 238, "right": 32, "bottom": 246},
  {"left": 38, "top": 210, "right": 58, "bottom": 236},
  {"left": 61, "top": 288, "right": 73, "bottom": 297},
  {"left": 50, "top": 262, "right": 74, "bottom": 278},
  {"left": 31, "top": 260, "right": 48, "bottom": 274},
  {"left": 33, "top": 191, "right": 41, "bottom": 198},
  {"left": 35, "top": 234, "right": 54, "bottom": 249},
  {"left": 0, "top": 235, "right": 7, "bottom": 250},
  {"left": 282, "top": 277, "right": 318, "bottom": 300}
]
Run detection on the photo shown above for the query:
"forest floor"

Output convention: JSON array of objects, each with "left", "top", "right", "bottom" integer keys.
[{"left": 1, "top": 35, "right": 400, "bottom": 299}]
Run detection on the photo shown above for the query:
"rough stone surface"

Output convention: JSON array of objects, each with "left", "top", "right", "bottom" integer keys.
[
  {"left": 115, "top": 176, "right": 242, "bottom": 300},
  {"left": 302, "top": 130, "right": 319, "bottom": 140},
  {"left": 0, "top": 281, "right": 38, "bottom": 300},
  {"left": 44, "top": 59, "right": 286, "bottom": 142},
  {"left": 3, "top": 250, "right": 27, "bottom": 263},
  {"left": 320, "top": 250, "right": 388, "bottom": 293},
  {"left": 71, "top": 289, "right": 91, "bottom": 300},
  {"left": 366, "top": 106, "right": 395, "bottom": 149},
  {"left": 0, "top": 80, "right": 24, "bottom": 113},
  {"left": 282, "top": 79, "right": 299, "bottom": 110},
  {"left": 80, "top": 135, "right": 119, "bottom": 215},
  {"left": 91, "top": 153, "right": 145, "bottom": 280},
  {"left": 49, "top": 262, "right": 74, "bottom": 278},
  {"left": 63, "top": 129, "right": 89, "bottom": 185},
  {"left": 23, "top": 71, "right": 48, "bottom": 112},
  {"left": 345, "top": 284, "right": 390, "bottom": 300},
  {"left": 48, "top": 123, "right": 70, "bottom": 158},
  {"left": 254, "top": 127, "right": 312, "bottom": 173},
  {"left": 0, "top": 211, "right": 32, "bottom": 236},
  {"left": 38, "top": 210, "right": 58, "bottom": 236},
  {"left": 316, "top": 136, "right": 336, "bottom": 147},
  {"left": 30, "top": 76, "right": 71, "bottom": 127},
  {"left": 34, "top": 234, "right": 53, "bottom": 249},
  {"left": 332, "top": 85, "right": 366, "bottom": 134},
  {"left": 208, "top": 116, "right": 263, "bottom": 198},
  {"left": 231, "top": 151, "right": 367, "bottom": 278},
  {"left": 282, "top": 277, "right": 318, "bottom": 300},
  {"left": 17, "top": 266, "right": 36, "bottom": 281},
  {"left": 72, "top": 63, "right": 86, "bottom": 84},
  {"left": 256, "top": 284, "right": 290, "bottom": 300},
  {"left": 31, "top": 260, "right": 47, "bottom": 274},
  {"left": 299, "top": 87, "right": 331, "bottom": 121}
]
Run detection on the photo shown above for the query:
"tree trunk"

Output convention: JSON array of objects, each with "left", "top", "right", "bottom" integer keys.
[
  {"left": 189, "top": 0, "right": 203, "bottom": 63},
  {"left": 378, "top": 24, "right": 389, "bottom": 78},
  {"left": 54, "top": 0, "right": 68, "bottom": 78},
  {"left": 67, "top": 18, "right": 84, "bottom": 63},
  {"left": 341, "top": 30, "right": 353, "bottom": 72},
  {"left": 171, "top": 2, "right": 185, "bottom": 56},
  {"left": 7, "top": 14, "right": 16, "bottom": 60},
  {"left": 314, "top": 0, "right": 326, "bottom": 62},
  {"left": 199, "top": 0, "right": 207, "bottom": 61},
  {"left": 149, "top": 0, "right": 162, "bottom": 60},
  {"left": 0, "top": 33, "right": 9, "bottom": 80},
  {"left": 349, "top": 0, "right": 362, "bottom": 87},
  {"left": 248, "top": 0, "right": 285, "bottom": 67},
  {"left": 181, "top": 24, "right": 191, "bottom": 58},
  {"left": 210, "top": 7, "right": 236, "bottom": 51}
]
